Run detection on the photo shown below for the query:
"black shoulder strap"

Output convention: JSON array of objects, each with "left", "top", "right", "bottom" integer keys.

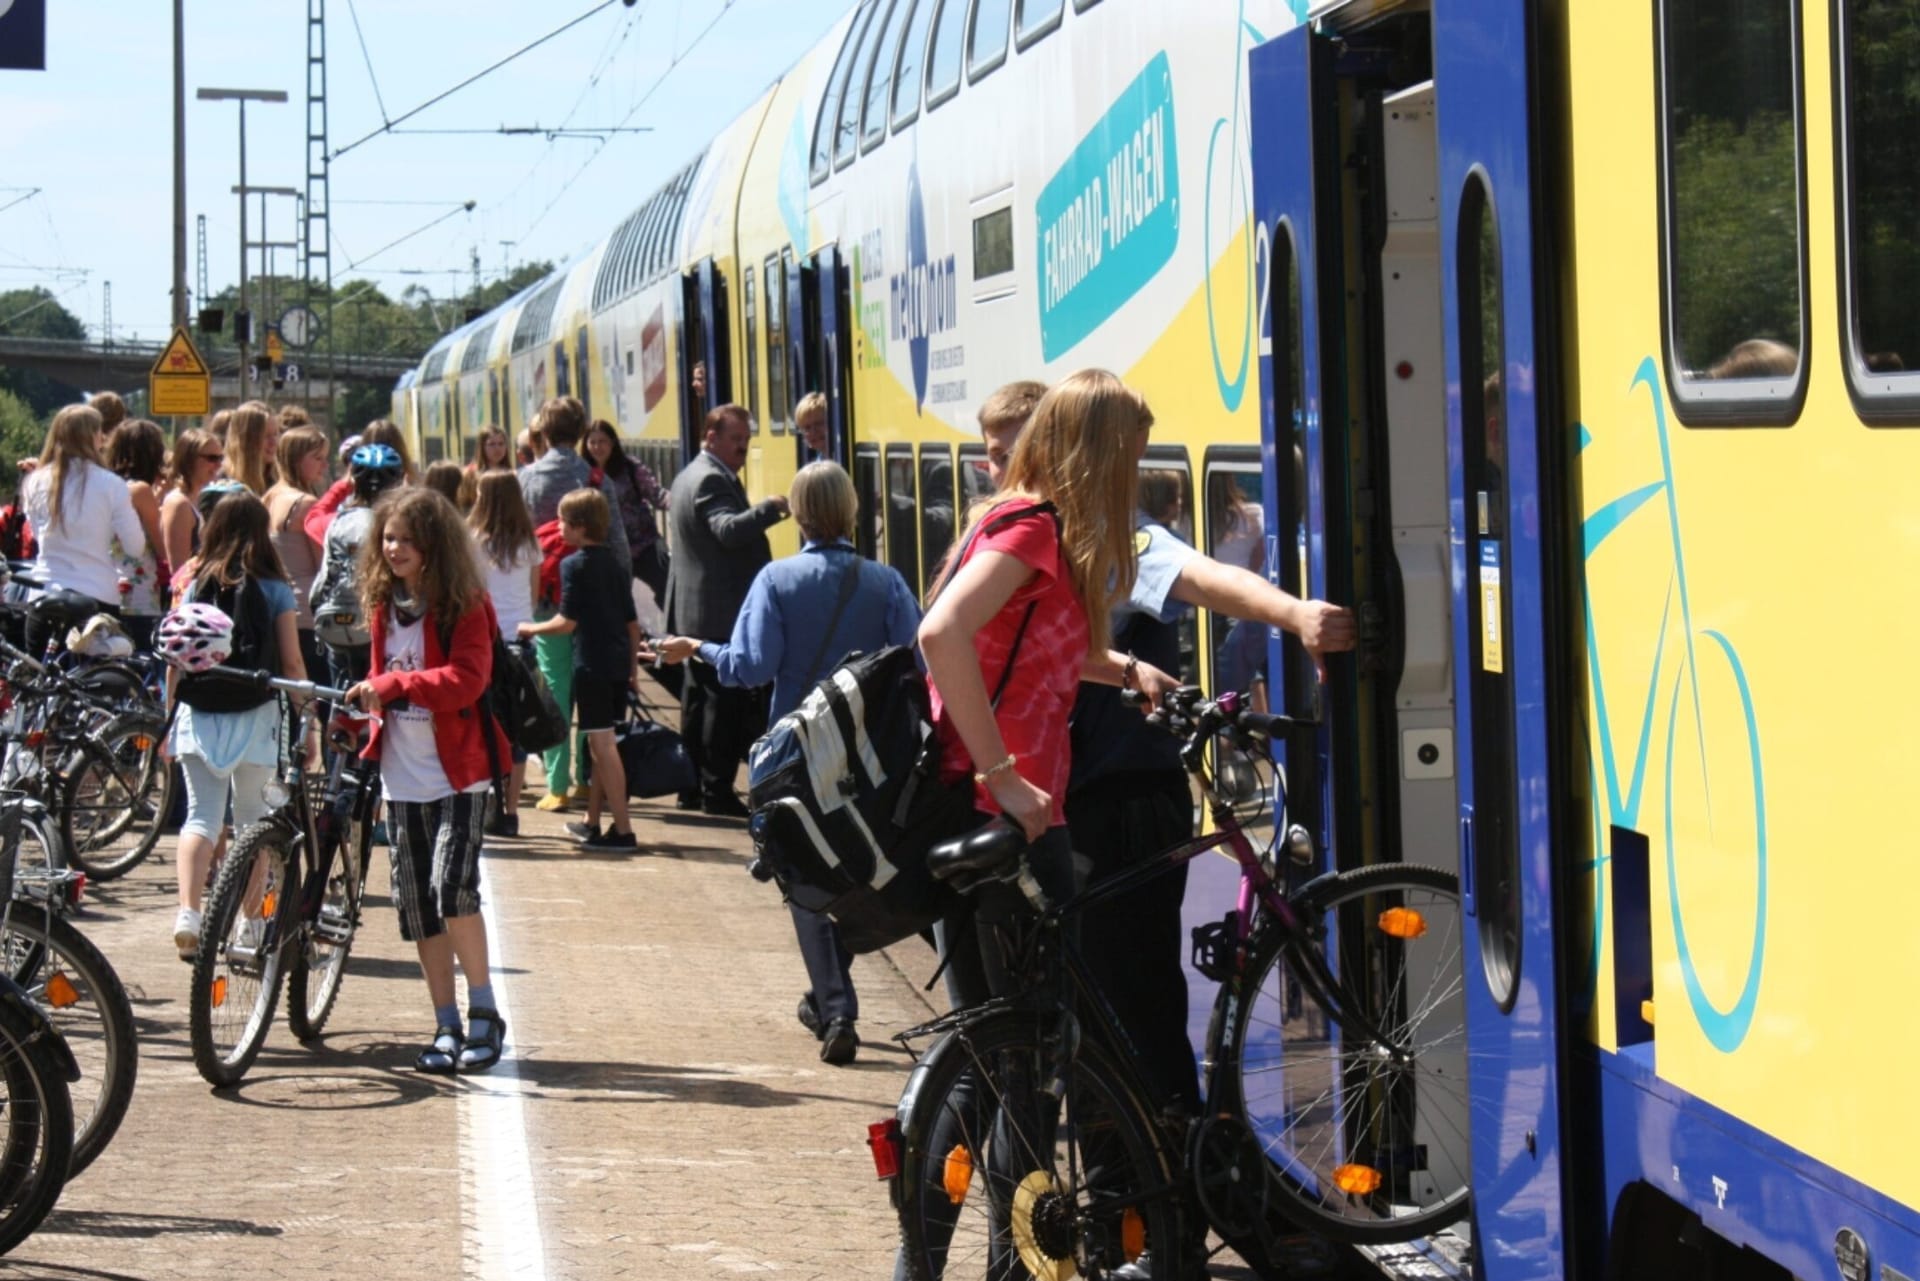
[
  {"left": 929, "top": 500, "right": 1058, "bottom": 607},
  {"left": 800, "top": 555, "right": 862, "bottom": 690}
]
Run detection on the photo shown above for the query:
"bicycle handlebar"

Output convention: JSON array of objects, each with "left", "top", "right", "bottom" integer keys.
[
  {"left": 1123, "top": 685, "right": 1308, "bottom": 772},
  {"left": 201, "top": 665, "right": 351, "bottom": 705}
]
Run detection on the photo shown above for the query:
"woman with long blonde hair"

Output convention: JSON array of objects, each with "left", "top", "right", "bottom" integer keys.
[
  {"left": 266, "top": 426, "right": 333, "bottom": 692},
  {"left": 22, "top": 404, "right": 148, "bottom": 654},
  {"left": 158, "top": 427, "right": 223, "bottom": 582},
  {"left": 344, "top": 488, "right": 510, "bottom": 1073},
  {"left": 223, "top": 400, "right": 281, "bottom": 495},
  {"left": 467, "top": 470, "right": 541, "bottom": 836}
]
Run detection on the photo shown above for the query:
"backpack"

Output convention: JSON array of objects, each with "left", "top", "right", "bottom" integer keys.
[
  {"left": 0, "top": 503, "right": 34, "bottom": 563},
  {"left": 743, "top": 502, "right": 1055, "bottom": 953},
  {"left": 534, "top": 519, "right": 568, "bottom": 610},
  {"left": 312, "top": 505, "right": 374, "bottom": 647},
  {"left": 177, "top": 577, "right": 280, "bottom": 713},
  {"left": 435, "top": 618, "right": 566, "bottom": 758}
]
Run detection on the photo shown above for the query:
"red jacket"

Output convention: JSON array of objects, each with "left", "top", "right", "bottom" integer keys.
[
  {"left": 362, "top": 595, "right": 511, "bottom": 792},
  {"left": 303, "top": 477, "right": 353, "bottom": 547}
]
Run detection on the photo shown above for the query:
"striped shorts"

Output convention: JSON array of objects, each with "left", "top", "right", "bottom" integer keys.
[{"left": 388, "top": 791, "right": 489, "bottom": 942}]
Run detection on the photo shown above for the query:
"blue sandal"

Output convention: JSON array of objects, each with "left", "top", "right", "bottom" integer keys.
[
  {"left": 458, "top": 1007, "right": 505, "bottom": 1072},
  {"left": 416, "top": 1023, "right": 462, "bottom": 1074}
]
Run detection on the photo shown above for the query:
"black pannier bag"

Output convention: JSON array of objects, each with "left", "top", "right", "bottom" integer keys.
[{"left": 745, "top": 645, "right": 972, "bottom": 953}]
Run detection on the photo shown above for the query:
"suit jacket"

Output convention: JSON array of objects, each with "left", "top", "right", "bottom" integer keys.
[{"left": 664, "top": 450, "right": 786, "bottom": 640}]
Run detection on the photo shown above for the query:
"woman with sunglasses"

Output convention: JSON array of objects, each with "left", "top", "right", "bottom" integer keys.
[{"left": 159, "top": 425, "right": 227, "bottom": 579}]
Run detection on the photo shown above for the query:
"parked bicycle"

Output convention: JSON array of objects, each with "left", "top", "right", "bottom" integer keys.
[
  {"left": 186, "top": 668, "right": 377, "bottom": 1088},
  {"left": 880, "top": 686, "right": 1467, "bottom": 1280}
]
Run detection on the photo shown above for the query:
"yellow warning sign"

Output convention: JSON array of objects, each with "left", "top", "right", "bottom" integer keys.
[
  {"left": 1478, "top": 542, "right": 1504, "bottom": 674},
  {"left": 149, "top": 326, "right": 211, "bottom": 416}
]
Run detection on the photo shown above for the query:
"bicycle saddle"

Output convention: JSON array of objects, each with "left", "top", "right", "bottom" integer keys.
[
  {"left": 28, "top": 589, "right": 102, "bottom": 632},
  {"left": 927, "top": 818, "right": 1027, "bottom": 885}
]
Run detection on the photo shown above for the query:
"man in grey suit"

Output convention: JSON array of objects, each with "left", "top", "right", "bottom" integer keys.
[
  {"left": 665, "top": 403, "right": 789, "bottom": 816},
  {"left": 517, "top": 395, "right": 631, "bottom": 811}
]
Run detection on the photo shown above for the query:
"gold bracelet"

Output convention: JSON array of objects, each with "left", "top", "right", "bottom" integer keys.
[{"left": 973, "top": 754, "right": 1018, "bottom": 785}]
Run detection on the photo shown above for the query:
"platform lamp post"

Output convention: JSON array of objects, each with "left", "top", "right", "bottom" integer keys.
[{"left": 196, "top": 87, "right": 287, "bottom": 400}]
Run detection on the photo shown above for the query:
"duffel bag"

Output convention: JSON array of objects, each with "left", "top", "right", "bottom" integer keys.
[{"left": 616, "top": 697, "right": 697, "bottom": 798}]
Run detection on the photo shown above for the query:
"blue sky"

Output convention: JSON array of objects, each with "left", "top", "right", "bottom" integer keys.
[{"left": 0, "top": 0, "right": 852, "bottom": 343}]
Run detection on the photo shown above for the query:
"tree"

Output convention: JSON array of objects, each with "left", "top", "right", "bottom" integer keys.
[
  {"left": 0, "top": 287, "right": 87, "bottom": 417},
  {"left": 0, "top": 388, "right": 43, "bottom": 499}
]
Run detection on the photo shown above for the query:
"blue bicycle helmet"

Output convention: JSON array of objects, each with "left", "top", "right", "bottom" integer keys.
[{"left": 348, "top": 442, "right": 405, "bottom": 501}]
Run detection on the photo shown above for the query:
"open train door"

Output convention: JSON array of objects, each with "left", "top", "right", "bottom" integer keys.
[
  {"left": 806, "top": 243, "right": 853, "bottom": 462},
  {"left": 680, "top": 257, "right": 732, "bottom": 460},
  {"left": 1433, "top": 2, "right": 1575, "bottom": 1275}
]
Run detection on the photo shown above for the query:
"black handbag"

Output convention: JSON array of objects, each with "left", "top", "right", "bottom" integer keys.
[
  {"left": 495, "top": 638, "right": 567, "bottom": 756},
  {"left": 616, "top": 696, "right": 697, "bottom": 798}
]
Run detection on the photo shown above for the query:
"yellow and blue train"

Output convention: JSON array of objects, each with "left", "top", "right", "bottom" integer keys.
[{"left": 394, "top": 0, "right": 1919, "bottom": 1275}]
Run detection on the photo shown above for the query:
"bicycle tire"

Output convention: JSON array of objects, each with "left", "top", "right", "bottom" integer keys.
[
  {"left": 1, "top": 806, "right": 66, "bottom": 931},
  {"left": 0, "top": 996, "right": 75, "bottom": 1256},
  {"left": 1219, "top": 862, "right": 1469, "bottom": 1245},
  {"left": 189, "top": 821, "right": 296, "bottom": 1088},
  {"left": 895, "top": 1011, "right": 1183, "bottom": 1281},
  {"left": 286, "top": 808, "right": 367, "bottom": 1042},
  {"left": 0, "top": 911, "right": 137, "bottom": 1178},
  {"left": 60, "top": 715, "right": 169, "bottom": 882}
]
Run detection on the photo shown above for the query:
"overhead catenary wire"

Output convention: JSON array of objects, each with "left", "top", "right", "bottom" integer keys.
[
  {"left": 344, "top": 0, "right": 392, "bottom": 129},
  {"left": 332, "top": 0, "right": 624, "bottom": 161},
  {"left": 336, "top": 203, "right": 476, "bottom": 277}
]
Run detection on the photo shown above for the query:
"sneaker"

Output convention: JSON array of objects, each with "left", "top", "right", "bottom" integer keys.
[
  {"left": 484, "top": 812, "right": 520, "bottom": 838},
  {"left": 564, "top": 820, "right": 600, "bottom": 843},
  {"left": 702, "top": 793, "right": 751, "bottom": 820},
  {"left": 371, "top": 820, "right": 390, "bottom": 846},
  {"left": 820, "top": 1017, "right": 858, "bottom": 1066},
  {"left": 173, "top": 906, "right": 202, "bottom": 961},
  {"left": 534, "top": 793, "right": 569, "bottom": 813},
  {"left": 581, "top": 829, "right": 637, "bottom": 852}
]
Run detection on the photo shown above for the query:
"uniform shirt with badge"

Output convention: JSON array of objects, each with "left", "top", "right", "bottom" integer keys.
[{"left": 1067, "top": 512, "right": 1201, "bottom": 791}]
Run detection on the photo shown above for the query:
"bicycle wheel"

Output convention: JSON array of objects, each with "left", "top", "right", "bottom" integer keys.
[
  {"left": 0, "top": 911, "right": 136, "bottom": 1177},
  {"left": 895, "top": 1012, "right": 1183, "bottom": 1281},
  {"left": 0, "top": 995, "right": 75, "bottom": 1256},
  {"left": 286, "top": 806, "right": 366, "bottom": 1042},
  {"left": 1, "top": 804, "right": 65, "bottom": 925},
  {"left": 189, "top": 821, "right": 296, "bottom": 1088},
  {"left": 61, "top": 715, "right": 168, "bottom": 882},
  {"left": 1221, "top": 862, "right": 1469, "bottom": 1244}
]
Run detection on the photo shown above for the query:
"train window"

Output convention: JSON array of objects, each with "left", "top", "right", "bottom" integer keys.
[
  {"left": 1836, "top": 0, "right": 1920, "bottom": 422},
  {"left": 1141, "top": 451, "right": 1198, "bottom": 685},
  {"left": 1015, "top": 0, "right": 1064, "bottom": 49},
  {"left": 743, "top": 267, "right": 760, "bottom": 430},
  {"left": 918, "top": 446, "right": 956, "bottom": 591},
  {"left": 1657, "top": 0, "right": 1806, "bottom": 425},
  {"left": 890, "top": 0, "right": 936, "bottom": 130},
  {"left": 956, "top": 444, "right": 994, "bottom": 515},
  {"left": 1458, "top": 170, "right": 1522, "bottom": 1012},
  {"left": 863, "top": 0, "right": 918, "bottom": 152},
  {"left": 838, "top": 0, "right": 896, "bottom": 170},
  {"left": 973, "top": 207, "right": 1014, "bottom": 279},
  {"left": 968, "top": 0, "right": 1011, "bottom": 82},
  {"left": 853, "top": 446, "right": 883, "bottom": 560},
  {"left": 813, "top": 2, "right": 876, "bottom": 184},
  {"left": 925, "top": 0, "right": 968, "bottom": 111},
  {"left": 1202, "top": 460, "right": 1259, "bottom": 697},
  {"left": 764, "top": 254, "right": 789, "bottom": 433},
  {"left": 883, "top": 446, "right": 920, "bottom": 584}
]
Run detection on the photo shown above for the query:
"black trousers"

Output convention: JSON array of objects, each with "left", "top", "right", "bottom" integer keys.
[
  {"left": 791, "top": 903, "right": 857, "bottom": 1025},
  {"left": 679, "top": 660, "right": 763, "bottom": 804},
  {"left": 1066, "top": 769, "right": 1201, "bottom": 1114}
]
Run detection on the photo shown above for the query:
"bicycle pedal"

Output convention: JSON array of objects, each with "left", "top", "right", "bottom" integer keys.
[{"left": 1191, "top": 913, "right": 1238, "bottom": 983}]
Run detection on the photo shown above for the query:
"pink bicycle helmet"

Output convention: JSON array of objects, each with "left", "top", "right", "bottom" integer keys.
[{"left": 157, "top": 603, "right": 235, "bottom": 672}]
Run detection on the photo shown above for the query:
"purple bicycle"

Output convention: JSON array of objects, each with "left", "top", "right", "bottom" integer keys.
[{"left": 878, "top": 685, "right": 1467, "bottom": 1279}]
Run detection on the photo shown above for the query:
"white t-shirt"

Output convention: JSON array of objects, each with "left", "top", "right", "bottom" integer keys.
[
  {"left": 378, "top": 612, "right": 489, "bottom": 803},
  {"left": 26, "top": 461, "right": 148, "bottom": 603},
  {"left": 476, "top": 538, "right": 539, "bottom": 636}
]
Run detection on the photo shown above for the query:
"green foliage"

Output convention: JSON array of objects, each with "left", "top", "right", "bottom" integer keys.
[
  {"left": 1668, "top": 112, "right": 1801, "bottom": 372},
  {"left": 0, "top": 389, "right": 43, "bottom": 499},
  {"left": 0, "top": 287, "right": 87, "bottom": 417}
]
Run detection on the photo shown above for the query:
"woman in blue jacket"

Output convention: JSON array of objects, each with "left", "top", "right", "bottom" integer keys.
[{"left": 657, "top": 461, "right": 919, "bottom": 1065}]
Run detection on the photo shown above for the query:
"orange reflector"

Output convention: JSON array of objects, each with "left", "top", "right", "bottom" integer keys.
[
  {"left": 943, "top": 1144, "right": 974, "bottom": 1206},
  {"left": 132, "top": 735, "right": 153, "bottom": 751},
  {"left": 1121, "top": 1207, "right": 1146, "bottom": 1261},
  {"left": 211, "top": 976, "right": 227, "bottom": 1009},
  {"left": 45, "top": 972, "right": 78, "bottom": 1008},
  {"left": 1377, "top": 907, "right": 1427, "bottom": 940},
  {"left": 260, "top": 893, "right": 277, "bottom": 920},
  {"left": 24, "top": 730, "right": 44, "bottom": 748},
  {"left": 1333, "top": 1164, "right": 1383, "bottom": 1196}
]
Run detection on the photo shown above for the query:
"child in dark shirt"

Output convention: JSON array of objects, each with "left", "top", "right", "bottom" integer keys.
[{"left": 518, "top": 488, "right": 641, "bottom": 851}]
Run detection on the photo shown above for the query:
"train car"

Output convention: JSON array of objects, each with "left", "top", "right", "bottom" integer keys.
[
  {"left": 388, "top": 368, "right": 417, "bottom": 450},
  {"left": 1238, "top": 0, "right": 1920, "bottom": 1277}
]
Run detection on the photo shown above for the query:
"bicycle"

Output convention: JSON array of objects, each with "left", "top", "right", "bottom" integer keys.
[
  {"left": 0, "top": 794, "right": 138, "bottom": 1179},
  {"left": 0, "top": 971, "right": 80, "bottom": 1256},
  {"left": 881, "top": 686, "right": 1466, "bottom": 1280},
  {"left": 187, "top": 668, "right": 377, "bottom": 1088}
]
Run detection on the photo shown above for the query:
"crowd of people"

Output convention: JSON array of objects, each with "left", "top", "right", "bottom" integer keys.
[{"left": 4, "top": 371, "right": 1358, "bottom": 1116}]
